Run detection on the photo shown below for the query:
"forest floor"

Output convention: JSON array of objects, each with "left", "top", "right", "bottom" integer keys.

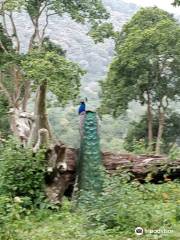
[
  {"left": 2, "top": 205, "right": 180, "bottom": 240},
  {"left": 1, "top": 180, "right": 180, "bottom": 240}
]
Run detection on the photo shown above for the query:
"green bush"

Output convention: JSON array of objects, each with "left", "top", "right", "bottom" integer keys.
[
  {"left": 79, "top": 173, "right": 180, "bottom": 235},
  {"left": 125, "top": 138, "right": 148, "bottom": 154},
  {"left": 1, "top": 177, "right": 180, "bottom": 240},
  {"left": 0, "top": 138, "right": 46, "bottom": 205},
  {"left": 168, "top": 144, "right": 180, "bottom": 160},
  {"left": 0, "top": 139, "right": 180, "bottom": 239},
  {"left": 0, "top": 195, "right": 34, "bottom": 239},
  {"left": 0, "top": 95, "right": 10, "bottom": 137},
  {"left": 0, "top": 176, "right": 180, "bottom": 239}
]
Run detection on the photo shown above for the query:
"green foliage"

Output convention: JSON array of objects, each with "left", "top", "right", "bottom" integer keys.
[
  {"left": 79, "top": 175, "right": 180, "bottom": 237},
  {"left": 22, "top": 50, "right": 84, "bottom": 105},
  {"left": 2, "top": 0, "right": 26, "bottom": 11},
  {"left": 0, "top": 138, "right": 46, "bottom": 204},
  {"left": 0, "top": 23, "right": 14, "bottom": 69},
  {"left": 124, "top": 112, "right": 180, "bottom": 153},
  {"left": 1, "top": 177, "right": 180, "bottom": 239},
  {"left": 168, "top": 144, "right": 180, "bottom": 160},
  {"left": 0, "top": 95, "right": 10, "bottom": 136},
  {"left": 89, "top": 22, "right": 114, "bottom": 43},
  {"left": 100, "top": 7, "right": 180, "bottom": 116},
  {"left": 120, "top": 7, "right": 174, "bottom": 35},
  {"left": 42, "top": 37, "right": 66, "bottom": 56},
  {"left": 0, "top": 195, "right": 35, "bottom": 239},
  {"left": 3, "top": 0, "right": 109, "bottom": 27},
  {"left": 1, "top": 0, "right": 111, "bottom": 115},
  {"left": 125, "top": 139, "right": 147, "bottom": 154},
  {"left": 100, "top": 7, "right": 180, "bottom": 154},
  {"left": 0, "top": 137, "right": 48, "bottom": 238},
  {"left": 0, "top": 24, "right": 12, "bottom": 53},
  {"left": 101, "top": 137, "right": 124, "bottom": 153},
  {"left": 50, "top": 0, "right": 109, "bottom": 24},
  {"left": 26, "top": 0, "right": 45, "bottom": 18}
]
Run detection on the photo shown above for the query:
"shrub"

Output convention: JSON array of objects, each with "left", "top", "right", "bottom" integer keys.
[
  {"left": 0, "top": 176, "right": 180, "bottom": 239},
  {"left": 0, "top": 137, "right": 46, "bottom": 205},
  {"left": 168, "top": 144, "right": 180, "bottom": 160},
  {"left": 79, "top": 173, "right": 180, "bottom": 235},
  {"left": 0, "top": 195, "right": 33, "bottom": 239}
]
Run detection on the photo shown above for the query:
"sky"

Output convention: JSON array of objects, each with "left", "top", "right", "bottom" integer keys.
[{"left": 124, "top": 0, "right": 180, "bottom": 15}]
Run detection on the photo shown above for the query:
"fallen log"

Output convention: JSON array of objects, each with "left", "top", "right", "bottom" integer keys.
[
  {"left": 50, "top": 149, "right": 180, "bottom": 201},
  {"left": 65, "top": 149, "right": 180, "bottom": 192}
]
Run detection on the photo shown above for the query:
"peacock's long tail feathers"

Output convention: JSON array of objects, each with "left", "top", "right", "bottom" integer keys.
[{"left": 77, "top": 111, "right": 103, "bottom": 194}]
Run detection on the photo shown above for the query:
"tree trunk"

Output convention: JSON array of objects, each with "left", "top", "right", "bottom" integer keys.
[
  {"left": 155, "top": 105, "right": 165, "bottom": 155},
  {"left": 28, "top": 81, "right": 53, "bottom": 146},
  {"left": 22, "top": 80, "right": 31, "bottom": 112},
  {"left": 147, "top": 92, "right": 153, "bottom": 151},
  {"left": 9, "top": 108, "right": 21, "bottom": 138},
  {"left": 8, "top": 107, "right": 33, "bottom": 146}
]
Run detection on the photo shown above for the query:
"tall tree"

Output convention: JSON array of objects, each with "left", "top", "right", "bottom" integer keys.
[
  {"left": 100, "top": 7, "right": 180, "bottom": 154},
  {"left": 0, "top": 0, "right": 111, "bottom": 145}
]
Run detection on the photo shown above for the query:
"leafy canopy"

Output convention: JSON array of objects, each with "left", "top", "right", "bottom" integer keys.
[
  {"left": 1, "top": 0, "right": 113, "bottom": 108},
  {"left": 0, "top": 23, "right": 14, "bottom": 66},
  {"left": 3, "top": 0, "right": 109, "bottom": 24},
  {"left": 22, "top": 48, "right": 84, "bottom": 105},
  {"left": 0, "top": 95, "right": 9, "bottom": 136},
  {"left": 100, "top": 7, "right": 180, "bottom": 117},
  {"left": 2, "top": 0, "right": 113, "bottom": 44}
]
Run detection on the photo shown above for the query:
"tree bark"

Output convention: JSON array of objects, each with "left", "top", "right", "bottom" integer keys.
[
  {"left": 147, "top": 92, "right": 153, "bottom": 151},
  {"left": 22, "top": 80, "right": 31, "bottom": 112},
  {"left": 28, "top": 81, "right": 53, "bottom": 146},
  {"left": 8, "top": 108, "right": 33, "bottom": 146},
  {"left": 155, "top": 104, "right": 165, "bottom": 155},
  {"left": 28, "top": 15, "right": 41, "bottom": 51},
  {"left": 9, "top": 12, "right": 20, "bottom": 52},
  {"left": 9, "top": 108, "right": 21, "bottom": 138}
]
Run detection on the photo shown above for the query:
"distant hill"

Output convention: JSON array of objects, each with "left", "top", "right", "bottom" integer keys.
[{"left": 45, "top": 0, "right": 138, "bottom": 104}]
